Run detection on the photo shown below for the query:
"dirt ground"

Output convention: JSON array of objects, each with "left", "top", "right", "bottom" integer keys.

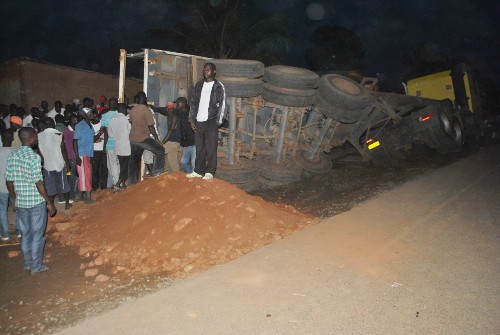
[{"left": 0, "top": 145, "right": 470, "bottom": 335}]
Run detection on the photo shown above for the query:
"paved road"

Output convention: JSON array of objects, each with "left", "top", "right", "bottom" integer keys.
[{"left": 57, "top": 146, "right": 500, "bottom": 335}]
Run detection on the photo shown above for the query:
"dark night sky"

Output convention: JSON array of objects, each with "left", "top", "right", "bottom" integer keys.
[{"left": 1, "top": 0, "right": 499, "bottom": 89}]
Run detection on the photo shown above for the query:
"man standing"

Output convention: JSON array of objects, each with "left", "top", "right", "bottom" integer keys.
[
  {"left": 9, "top": 116, "right": 23, "bottom": 148},
  {"left": 108, "top": 103, "right": 131, "bottom": 190},
  {"left": 63, "top": 115, "right": 80, "bottom": 200},
  {"left": 128, "top": 91, "right": 165, "bottom": 185},
  {"left": 5, "top": 127, "right": 56, "bottom": 274},
  {"left": 101, "top": 98, "right": 120, "bottom": 186},
  {"left": 187, "top": 63, "right": 227, "bottom": 180},
  {"left": 91, "top": 111, "right": 108, "bottom": 190},
  {"left": 47, "top": 101, "right": 65, "bottom": 121},
  {"left": 73, "top": 108, "right": 95, "bottom": 203},
  {"left": 0, "top": 130, "right": 17, "bottom": 240},
  {"left": 162, "top": 102, "right": 181, "bottom": 172},
  {"left": 177, "top": 97, "right": 196, "bottom": 173},
  {"left": 38, "top": 118, "right": 72, "bottom": 210}
]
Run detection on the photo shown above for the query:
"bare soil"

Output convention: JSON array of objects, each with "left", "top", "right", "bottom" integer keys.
[{"left": 0, "top": 145, "right": 468, "bottom": 335}]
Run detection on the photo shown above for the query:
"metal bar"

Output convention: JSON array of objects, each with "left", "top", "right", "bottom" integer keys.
[
  {"left": 228, "top": 97, "right": 237, "bottom": 165},
  {"left": 305, "top": 118, "right": 333, "bottom": 160},
  {"left": 143, "top": 49, "right": 149, "bottom": 95},
  {"left": 118, "top": 49, "right": 127, "bottom": 103},
  {"left": 150, "top": 48, "right": 212, "bottom": 60},
  {"left": 126, "top": 51, "right": 145, "bottom": 59},
  {"left": 274, "top": 107, "right": 289, "bottom": 163}
]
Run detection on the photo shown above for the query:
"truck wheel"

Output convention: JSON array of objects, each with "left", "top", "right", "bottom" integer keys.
[
  {"left": 262, "top": 83, "right": 316, "bottom": 107},
  {"left": 293, "top": 151, "right": 332, "bottom": 173},
  {"left": 318, "top": 74, "right": 369, "bottom": 110},
  {"left": 258, "top": 157, "right": 303, "bottom": 182},
  {"left": 263, "top": 65, "right": 319, "bottom": 90},
  {"left": 216, "top": 159, "right": 259, "bottom": 184},
  {"left": 436, "top": 120, "right": 463, "bottom": 154},
  {"left": 211, "top": 59, "right": 264, "bottom": 78},
  {"left": 218, "top": 77, "right": 263, "bottom": 97},
  {"left": 314, "top": 92, "right": 363, "bottom": 123}
]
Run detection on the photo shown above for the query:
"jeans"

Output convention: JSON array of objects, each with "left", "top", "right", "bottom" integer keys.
[
  {"left": 129, "top": 138, "right": 165, "bottom": 185},
  {"left": 16, "top": 202, "right": 48, "bottom": 272},
  {"left": 181, "top": 145, "right": 196, "bottom": 173},
  {"left": 0, "top": 193, "right": 9, "bottom": 238}
]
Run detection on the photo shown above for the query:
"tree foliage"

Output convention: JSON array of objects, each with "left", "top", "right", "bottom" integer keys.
[
  {"left": 306, "top": 25, "right": 365, "bottom": 72},
  {"left": 147, "top": 0, "right": 292, "bottom": 64},
  {"left": 402, "top": 42, "right": 449, "bottom": 80}
]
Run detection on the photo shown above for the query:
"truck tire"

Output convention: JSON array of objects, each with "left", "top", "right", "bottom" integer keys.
[
  {"left": 258, "top": 157, "right": 302, "bottom": 182},
  {"left": 366, "top": 126, "right": 412, "bottom": 167},
  {"left": 293, "top": 151, "right": 332, "bottom": 173},
  {"left": 262, "top": 83, "right": 315, "bottom": 107},
  {"left": 263, "top": 65, "right": 319, "bottom": 90},
  {"left": 436, "top": 120, "right": 463, "bottom": 154},
  {"left": 211, "top": 59, "right": 264, "bottom": 78},
  {"left": 315, "top": 92, "right": 363, "bottom": 123},
  {"left": 216, "top": 159, "right": 259, "bottom": 184},
  {"left": 318, "top": 74, "right": 369, "bottom": 110},
  {"left": 218, "top": 77, "right": 263, "bottom": 97}
]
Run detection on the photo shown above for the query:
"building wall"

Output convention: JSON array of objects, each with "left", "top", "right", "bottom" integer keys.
[
  {"left": 0, "top": 60, "right": 22, "bottom": 106},
  {"left": 0, "top": 59, "right": 143, "bottom": 110}
]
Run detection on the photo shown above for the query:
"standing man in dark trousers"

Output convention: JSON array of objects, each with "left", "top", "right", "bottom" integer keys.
[
  {"left": 5, "top": 127, "right": 56, "bottom": 274},
  {"left": 187, "top": 63, "right": 227, "bottom": 180}
]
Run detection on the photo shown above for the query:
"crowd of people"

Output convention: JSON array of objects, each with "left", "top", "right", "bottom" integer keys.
[{"left": 0, "top": 61, "right": 227, "bottom": 275}]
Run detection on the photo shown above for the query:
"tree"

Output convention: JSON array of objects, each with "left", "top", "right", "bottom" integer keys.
[
  {"left": 306, "top": 25, "right": 365, "bottom": 72},
  {"left": 147, "top": 0, "right": 292, "bottom": 64},
  {"left": 402, "top": 42, "right": 449, "bottom": 80}
]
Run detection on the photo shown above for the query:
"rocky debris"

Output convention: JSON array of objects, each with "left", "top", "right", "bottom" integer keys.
[
  {"left": 95, "top": 274, "right": 110, "bottom": 282},
  {"left": 84, "top": 268, "right": 98, "bottom": 277},
  {"left": 50, "top": 172, "right": 317, "bottom": 279}
]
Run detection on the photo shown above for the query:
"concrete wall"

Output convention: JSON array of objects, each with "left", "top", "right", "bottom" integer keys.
[
  {"left": 0, "top": 60, "right": 22, "bottom": 106},
  {"left": 0, "top": 59, "right": 143, "bottom": 110}
]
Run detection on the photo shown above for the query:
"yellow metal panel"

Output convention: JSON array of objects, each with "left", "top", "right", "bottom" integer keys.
[
  {"left": 463, "top": 72, "right": 474, "bottom": 112},
  {"left": 407, "top": 70, "right": 455, "bottom": 101}
]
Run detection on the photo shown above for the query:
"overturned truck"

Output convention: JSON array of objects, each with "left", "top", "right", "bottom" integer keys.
[{"left": 118, "top": 49, "right": 483, "bottom": 190}]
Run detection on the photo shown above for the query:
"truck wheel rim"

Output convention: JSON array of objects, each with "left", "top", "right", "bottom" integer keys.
[{"left": 439, "top": 111, "right": 452, "bottom": 135}]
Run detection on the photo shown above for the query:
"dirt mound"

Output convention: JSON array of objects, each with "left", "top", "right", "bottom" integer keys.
[{"left": 50, "top": 172, "right": 317, "bottom": 279}]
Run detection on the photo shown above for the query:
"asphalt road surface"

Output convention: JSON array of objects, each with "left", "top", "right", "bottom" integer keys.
[{"left": 55, "top": 145, "right": 500, "bottom": 334}]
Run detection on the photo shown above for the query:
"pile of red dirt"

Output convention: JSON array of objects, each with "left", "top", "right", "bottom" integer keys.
[{"left": 49, "top": 172, "right": 317, "bottom": 279}]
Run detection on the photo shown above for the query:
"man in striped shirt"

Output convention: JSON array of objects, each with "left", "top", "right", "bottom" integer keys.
[{"left": 5, "top": 127, "right": 56, "bottom": 274}]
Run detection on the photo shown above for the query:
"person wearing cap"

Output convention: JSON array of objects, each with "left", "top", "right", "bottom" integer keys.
[
  {"left": 73, "top": 107, "right": 96, "bottom": 203},
  {"left": 9, "top": 116, "right": 23, "bottom": 148},
  {"left": 96, "top": 96, "right": 108, "bottom": 114},
  {"left": 187, "top": 62, "right": 227, "bottom": 180},
  {"left": 177, "top": 97, "right": 196, "bottom": 173},
  {"left": 160, "top": 101, "right": 181, "bottom": 172},
  {"left": 72, "top": 98, "right": 82, "bottom": 111}
]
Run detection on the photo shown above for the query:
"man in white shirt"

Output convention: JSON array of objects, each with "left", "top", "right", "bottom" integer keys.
[
  {"left": 47, "top": 101, "right": 65, "bottom": 121},
  {"left": 108, "top": 103, "right": 131, "bottom": 190},
  {"left": 38, "top": 118, "right": 71, "bottom": 209},
  {"left": 187, "top": 63, "right": 227, "bottom": 180}
]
